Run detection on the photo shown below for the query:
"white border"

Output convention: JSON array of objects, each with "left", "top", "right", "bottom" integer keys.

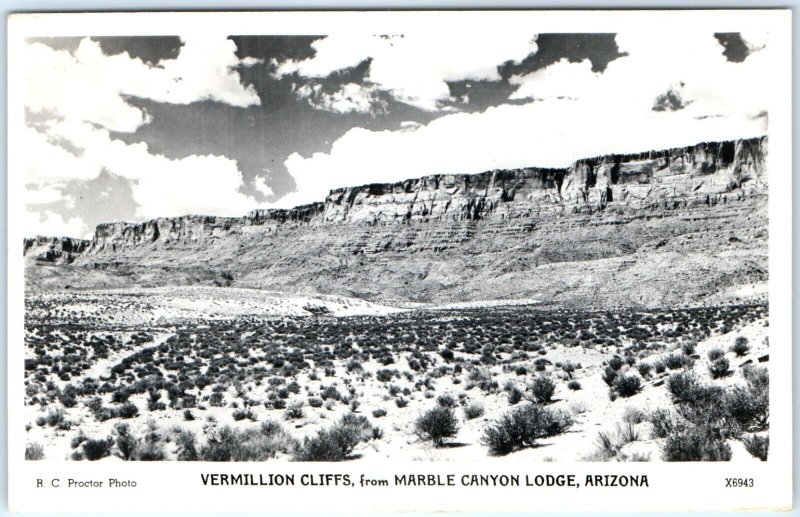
[{"left": 6, "top": 10, "right": 793, "bottom": 513}]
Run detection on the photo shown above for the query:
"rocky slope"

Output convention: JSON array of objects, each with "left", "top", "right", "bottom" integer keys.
[{"left": 25, "top": 137, "right": 769, "bottom": 308}]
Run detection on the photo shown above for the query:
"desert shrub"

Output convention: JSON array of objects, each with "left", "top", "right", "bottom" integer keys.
[
  {"left": 376, "top": 369, "right": 396, "bottom": 382},
  {"left": 607, "top": 356, "right": 624, "bottom": 371},
  {"left": 463, "top": 402, "right": 484, "bottom": 420},
  {"left": 346, "top": 359, "right": 363, "bottom": 373},
  {"left": 272, "top": 399, "right": 286, "bottom": 410},
  {"left": 708, "top": 357, "right": 730, "bottom": 379},
  {"left": 286, "top": 381, "right": 301, "bottom": 394},
  {"left": 636, "top": 362, "right": 652, "bottom": 378},
  {"left": 321, "top": 386, "right": 342, "bottom": 401},
  {"left": 440, "top": 349, "right": 454, "bottom": 362},
  {"left": 654, "top": 360, "right": 666, "bottom": 374},
  {"left": 183, "top": 409, "right": 195, "bottom": 421},
  {"left": 664, "top": 353, "right": 690, "bottom": 370},
  {"left": 681, "top": 342, "right": 696, "bottom": 356},
  {"left": 232, "top": 408, "right": 257, "bottom": 422},
  {"left": 200, "top": 422, "right": 296, "bottom": 462},
  {"left": 528, "top": 376, "right": 556, "bottom": 404},
  {"left": 111, "top": 389, "right": 130, "bottom": 404},
  {"left": 743, "top": 364, "right": 769, "bottom": 394},
  {"left": 707, "top": 347, "right": 725, "bottom": 361},
  {"left": 622, "top": 407, "right": 646, "bottom": 425},
  {"left": 293, "top": 414, "right": 374, "bottom": 461},
  {"left": 601, "top": 366, "right": 618, "bottom": 387},
  {"left": 594, "top": 430, "right": 618, "bottom": 459},
  {"left": 82, "top": 437, "right": 114, "bottom": 461},
  {"left": 648, "top": 408, "right": 680, "bottom": 439},
  {"left": 415, "top": 407, "right": 459, "bottom": 447},
  {"left": 561, "top": 361, "right": 577, "bottom": 378},
  {"left": 308, "top": 397, "right": 323, "bottom": 408},
  {"left": 284, "top": 403, "right": 305, "bottom": 421},
  {"left": 613, "top": 374, "right": 642, "bottom": 398},
  {"left": 667, "top": 371, "right": 700, "bottom": 402},
  {"left": 176, "top": 430, "right": 198, "bottom": 461},
  {"left": 117, "top": 402, "right": 139, "bottom": 419},
  {"left": 25, "top": 443, "right": 44, "bottom": 460},
  {"left": 661, "top": 427, "right": 732, "bottom": 461},
  {"left": 617, "top": 422, "right": 640, "bottom": 444},
  {"left": 209, "top": 392, "right": 225, "bottom": 407},
  {"left": 731, "top": 336, "right": 750, "bottom": 356},
  {"left": 113, "top": 423, "right": 138, "bottom": 461},
  {"left": 395, "top": 397, "right": 408, "bottom": 408},
  {"left": 742, "top": 434, "right": 768, "bottom": 461},
  {"left": 436, "top": 393, "right": 458, "bottom": 409},
  {"left": 567, "top": 380, "right": 581, "bottom": 391},
  {"left": 507, "top": 386, "right": 524, "bottom": 405},
  {"left": 372, "top": 408, "right": 387, "bottom": 418},
  {"left": 724, "top": 385, "right": 768, "bottom": 432},
  {"left": 481, "top": 404, "right": 573, "bottom": 456}
]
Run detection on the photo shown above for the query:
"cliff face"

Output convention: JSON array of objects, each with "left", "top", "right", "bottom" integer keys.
[
  {"left": 23, "top": 237, "right": 91, "bottom": 264},
  {"left": 25, "top": 136, "right": 769, "bottom": 308}
]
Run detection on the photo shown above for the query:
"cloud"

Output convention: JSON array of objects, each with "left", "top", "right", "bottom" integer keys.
[
  {"left": 253, "top": 175, "right": 274, "bottom": 197},
  {"left": 274, "top": 33, "right": 538, "bottom": 111},
  {"left": 295, "top": 82, "right": 387, "bottom": 115},
  {"left": 22, "top": 35, "right": 264, "bottom": 236},
  {"left": 24, "top": 209, "right": 89, "bottom": 239},
  {"left": 279, "top": 31, "right": 771, "bottom": 207},
  {"left": 25, "top": 184, "right": 71, "bottom": 206},
  {"left": 25, "top": 36, "right": 261, "bottom": 133}
]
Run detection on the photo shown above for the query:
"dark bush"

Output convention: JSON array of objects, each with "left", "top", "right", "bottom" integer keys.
[
  {"left": 507, "top": 386, "right": 524, "bottom": 405},
  {"left": 117, "top": 402, "right": 139, "bottom": 419},
  {"left": 708, "top": 357, "right": 730, "bottom": 379},
  {"left": 613, "top": 374, "right": 642, "bottom": 398},
  {"left": 293, "top": 414, "right": 374, "bottom": 461},
  {"left": 707, "top": 347, "right": 725, "bottom": 361},
  {"left": 667, "top": 371, "right": 700, "bottom": 402},
  {"left": 436, "top": 393, "right": 458, "bottom": 408},
  {"left": 82, "top": 437, "right": 114, "bottom": 461},
  {"left": 25, "top": 443, "right": 44, "bottom": 460},
  {"left": 601, "top": 366, "right": 618, "bottom": 387},
  {"left": 607, "top": 356, "right": 624, "bottom": 371},
  {"left": 528, "top": 376, "right": 556, "bottom": 404},
  {"left": 731, "top": 336, "right": 750, "bottom": 357},
  {"left": 567, "top": 380, "right": 581, "bottom": 391},
  {"left": 661, "top": 427, "right": 732, "bottom": 461},
  {"left": 481, "top": 404, "right": 573, "bottom": 456},
  {"left": 742, "top": 434, "right": 768, "bottom": 461},
  {"left": 415, "top": 407, "right": 459, "bottom": 447},
  {"left": 463, "top": 402, "right": 484, "bottom": 420},
  {"left": 648, "top": 408, "right": 680, "bottom": 439}
]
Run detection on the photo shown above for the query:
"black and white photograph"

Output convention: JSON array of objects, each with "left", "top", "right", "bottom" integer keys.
[{"left": 6, "top": 9, "right": 793, "bottom": 513}]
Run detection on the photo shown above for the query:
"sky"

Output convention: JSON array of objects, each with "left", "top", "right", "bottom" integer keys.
[{"left": 20, "top": 31, "right": 770, "bottom": 238}]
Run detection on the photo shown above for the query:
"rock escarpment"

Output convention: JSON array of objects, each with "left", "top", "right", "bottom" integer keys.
[
  {"left": 23, "top": 237, "right": 91, "bottom": 264},
  {"left": 25, "top": 136, "right": 769, "bottom": 308}
]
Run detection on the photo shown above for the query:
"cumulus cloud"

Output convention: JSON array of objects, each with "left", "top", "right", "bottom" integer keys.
[
  {"left": 278, "top": 31, "right": 771, "bottom": 207},
  {"left": 253, "top": 175, "right": 275, "bottom": 197},
  {"left": 274, "top": 33, "right": 538, "bottom": 111},
  {"left": 295, "top": 82, "right": 387, "bottom": 115},
  {"left": 30, "top": 118, "right": 259, "bottom": 220},
  {"left": 26, "top": 37, "right": 260, "bottom": 133},
  {"left": 24, "top": 209, "right": 89, "bottom": 239},
  {"left": 22, "top": 36, "right": 263, "bottom": 235}
]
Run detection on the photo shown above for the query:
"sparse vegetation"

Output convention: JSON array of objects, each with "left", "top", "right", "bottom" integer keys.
[{"left": 22, "top": 289, "right": 768, "bottom": 462}]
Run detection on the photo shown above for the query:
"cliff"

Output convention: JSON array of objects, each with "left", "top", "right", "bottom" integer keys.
[
  {"left": 23, "top": 237, "right": 91, "bottom": 265},
  {"left": 25, "top": 136, "right": 769, "bottom": 308}
]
